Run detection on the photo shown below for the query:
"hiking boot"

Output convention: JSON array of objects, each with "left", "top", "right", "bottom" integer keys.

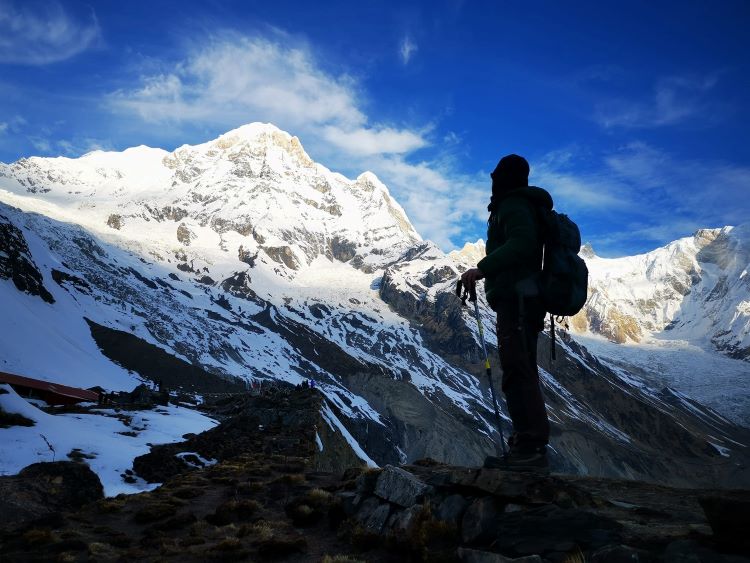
[{"left": 483, "top": 446, "right": 549, "bottom": 473}]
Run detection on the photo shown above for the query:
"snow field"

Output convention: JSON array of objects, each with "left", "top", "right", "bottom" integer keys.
[{"left": 0, "top": 384, "right": 218, "bottom": 496}]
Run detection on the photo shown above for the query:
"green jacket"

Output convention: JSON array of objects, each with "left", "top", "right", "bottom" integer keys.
[{"left": 477, "top": 185, "right": 553, "bottom": 310}]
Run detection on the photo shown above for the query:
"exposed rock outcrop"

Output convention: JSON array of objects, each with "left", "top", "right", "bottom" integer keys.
[
  {"left": 0, "top": 461, "right": 103, "bottom": 530},
  {"left": 0, "top": 213, "right": 54, "bottom": 303},
  {"left": 1, "top": 392, "right": 745, "bottom": 563},
  {"left": 341, "top": 462, "right": 748, "bottom": 562},
  {"left": 133, "top": 387, "right": 367, "bottom": 483}
]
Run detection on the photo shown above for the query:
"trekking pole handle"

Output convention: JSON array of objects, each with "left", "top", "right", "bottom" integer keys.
[{"left": 455, "top": 278, "right": 478, "bottom": 306}]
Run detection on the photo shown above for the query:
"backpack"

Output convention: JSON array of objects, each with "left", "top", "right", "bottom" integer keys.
[{"left": 536, "top": 208, "right": 589, "bottom": 317}]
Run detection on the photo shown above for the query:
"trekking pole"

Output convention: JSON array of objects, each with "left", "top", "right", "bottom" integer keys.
[{"left": 456, "top": 280, "right": 507, "bottom": 457}]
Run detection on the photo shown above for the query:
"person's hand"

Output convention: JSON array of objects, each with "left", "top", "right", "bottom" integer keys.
[{"left": 461, "top": 267, "right": 485, "bottom": 295}]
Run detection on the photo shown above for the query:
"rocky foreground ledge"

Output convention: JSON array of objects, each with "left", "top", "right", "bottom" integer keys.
[{"left": 1, "top": 388, "right": 748, "bottom": 562}]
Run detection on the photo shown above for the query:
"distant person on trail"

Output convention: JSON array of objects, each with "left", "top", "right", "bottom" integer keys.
[{"left": 461, "top": 154, "right": 552, "bottom": 472}]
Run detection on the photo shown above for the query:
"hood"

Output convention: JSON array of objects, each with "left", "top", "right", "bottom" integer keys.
[{"left": 490, "top": 185, "right": 553, "bottom": 212}]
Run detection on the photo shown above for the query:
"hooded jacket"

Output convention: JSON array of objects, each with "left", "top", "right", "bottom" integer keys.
[{"left": 477, "top": 185, "right": 554, "bottom": 310}]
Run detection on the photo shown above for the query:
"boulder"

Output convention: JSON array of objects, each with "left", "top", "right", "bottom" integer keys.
[
  {"left": 364, "top": 503, "right": 391, "bottom": 534},
  {"left": 355, "top": 468, "right": 381, "bottom": 495},
  {"left": 388, "top": 504, "right": 424, "bottom": 532},
  {"left": 461, "top": 496, "right": 503, "bottom": 544},
  {"left": 0, "top": 461, "right": 103, "bottom": 529},
  {"left": 437, "top": 493, "right": 470, "bottom": 525},
  {"left": 355, "top": 496, "right": 390, "bottom": 534},
  {"left": 490, "top": 505, "right": 622, "bottom": 556},
  {"left": 337, "top": 491, "right": 361, "bottom": 516},
  {"left": 373, "top": 465, "right": 431, "bottom": 507}
]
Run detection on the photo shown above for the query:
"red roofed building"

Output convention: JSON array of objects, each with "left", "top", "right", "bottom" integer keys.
[{"left": 0, "top": 371, "right": 100, "bottom": 405}]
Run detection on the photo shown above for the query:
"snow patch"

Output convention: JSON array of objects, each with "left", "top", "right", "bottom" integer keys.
[
  {"left": 0, "top": 384, "right": 217, "bottom": 496},
  {"left": 321, "top": 403, "right": 377, "bottom": 468}
]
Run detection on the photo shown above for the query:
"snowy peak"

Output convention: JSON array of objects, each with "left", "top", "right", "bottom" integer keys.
[
  {"left": 577, "top": 222, "right": 750, "bottom": 360},
  {"left": 194, "top": 122, "right": 317, "bottom": 169},
  {"left": 448, "top": 239, "right": 485, "bottom": 268},
  {"left": 580, "top": 243, "right": 596, "bottom": 259},
  {"left": 353, "top": 171, "right": 420, "bottom": 242},
  {"left": 0, "top": 123, "right": 422, "bottom": 277}
]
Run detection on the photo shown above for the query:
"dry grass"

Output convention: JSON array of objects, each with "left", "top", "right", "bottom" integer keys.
[
  {"left": 152, "top": 512, "right": 198, "bottom": 531},
  {"left": 189, "top": 520, "right": 219, "bottom": 539},
  {"left": 209, "top": 475, "right": 240, "bottom": 485},
  {"left": 180, "top": 536, "right": 206, "bottom": 547},
  {"left": 287, "top": 503, "right": 317, "bottom": 526},
  {"left": 322, "top": 555, "right": 367, "bottom": 563},
  {"left": 563, "top": 548, "right": 587, "bottom": 563},
  {"left": 96, "top": 498, "right": 125, "bottom": 513},
  {"left": 133, "top": 502, "right": 177, "bottom": 523},
  {"left": 271, "top": 473, "right": 306, "bottom": 486},
  {"left": 243, "top": 519, "right": 288, "bottom": 538},
  {"left": 347, "top": 523, "right": 381, "bottom": 551},
  {"left": 307, "top": 488, "right": 333, "bottom": 503},
  {"left": 214, "top": 538, "right": 243, "bottom": 551},
  {"left": 87, "top": 542, "right": 115, "bottom": 557},
  {"left": 256, "top": 535, "right": 307, "bottom": 559},
  {"left": 172, "top": 486, "right": 205, "bottom": 499},
  {"left": 384, "top": 504, "right": 459, "bottom": 562},
  {"left": 206, "top": 498, "right": 262, "bottom": 525},
  {"left": 22, "top": 528, "right": 54, "bottom": 544}
]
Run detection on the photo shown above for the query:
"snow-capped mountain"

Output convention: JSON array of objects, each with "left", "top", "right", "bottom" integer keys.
[
  {"left": 451, "top": 230, "right": 750, "bottom": 361},
  {"left": 448, "top": 230, "right": 750, "bottom": 428},
  {"left": 1, "top": 123, "right": 748, "bottom": 488},
  {"left": 573, "top": 228, "right": 750, "bottom": 359}
]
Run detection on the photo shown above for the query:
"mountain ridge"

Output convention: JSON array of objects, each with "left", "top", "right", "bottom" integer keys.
[{"left": 1, "top": 122, "right": 748, "bottom": 490}]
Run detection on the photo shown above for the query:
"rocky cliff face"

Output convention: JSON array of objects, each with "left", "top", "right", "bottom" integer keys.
[
  {"left": 0, "top": 214, "right": 54, "bottom": 303},
  {"left": 0, "top": 123, "right": 748, "bottom": 490}
]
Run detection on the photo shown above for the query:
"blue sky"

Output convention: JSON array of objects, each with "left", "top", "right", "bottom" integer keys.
[{"left": 1, "top": 0, "right": 748, "bottom": 255}]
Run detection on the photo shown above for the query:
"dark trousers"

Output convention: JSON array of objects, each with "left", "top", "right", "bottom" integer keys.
[{"left": 496, "top": 297, "right": 550, "bottom": 450}]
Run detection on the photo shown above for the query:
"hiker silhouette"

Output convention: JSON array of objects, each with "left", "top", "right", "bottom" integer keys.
[{"left": 461, "top": 154, "right": 551, "bottom": 472}]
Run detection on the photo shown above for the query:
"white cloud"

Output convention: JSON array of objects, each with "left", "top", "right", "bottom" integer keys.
[
  {"left": 533, "top": 154, "right": 635, "bottom": 212},
  {"left": 0, "top": 122, "right": 7, "bottom": 134},
  {"left": 322, "top": 125, "right": 427, "bottom": 156},
  {"left": 603, "top": 142, "right": 750, "bottom": 225},
  {"left": 25, "top": 134, "right": 112, "bottom": 157},
  {"left": 595, "top": 74, "right": 719, "bottom": 129},
  {"left": 108, "top": 32, "right": 488, "bottom": 249},
  {"left": 399, "top": 36, "right": 418, "bottom": 65},
  {"left": 110, "top": 36, "right": 366, "bottom": 130},
  {"left": 29, "top": 136, "right": 52, "bottom": 153},
  {"left": 55, "top": 137, "right": 113, "bottom": 156},
  {"left": 0, "top": 1, "right": 100, "bottom": 65},
  {"left": 535, "top": 142, "right": 750, "bottom": 255}
]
